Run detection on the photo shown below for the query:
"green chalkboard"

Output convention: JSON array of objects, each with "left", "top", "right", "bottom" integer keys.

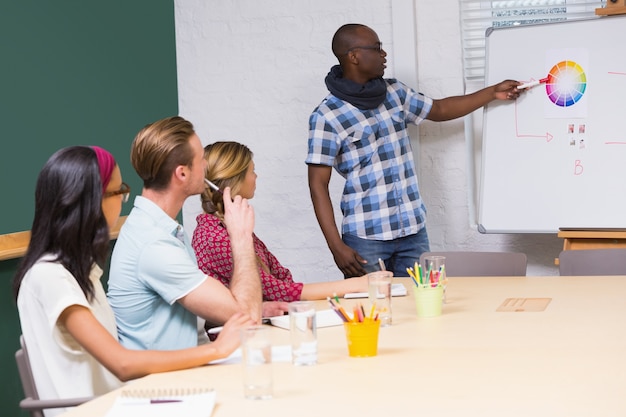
[
  {"left": 0, "top": 2, "right": 178, "bottom": 416},
  {"left": 0, "top": 1, "right": 179, "bottom": 234}
]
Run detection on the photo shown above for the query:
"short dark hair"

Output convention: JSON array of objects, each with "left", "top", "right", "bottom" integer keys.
[{"left": 331, "top": 23, "right": 367, "bottom": 58}]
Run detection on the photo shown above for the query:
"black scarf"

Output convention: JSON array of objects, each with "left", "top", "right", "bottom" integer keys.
[{"left": 324, "top": 65, "right": 387, "bottom": 110}]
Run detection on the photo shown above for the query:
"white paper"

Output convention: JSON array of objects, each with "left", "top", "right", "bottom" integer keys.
[
  {"left": 105, "top": 389, "right": 216, "bottom": 417},
  {"left": 343, "top": 283, "right": 407, "bottom": 299},
  {"left": 268, "top": 309, "right": 344, "bottom": 330},
  {"left": 208, "top": 345, "right": 292, "bottom": 365}
]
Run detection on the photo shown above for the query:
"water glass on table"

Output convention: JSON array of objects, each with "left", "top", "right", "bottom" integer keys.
[
  {"left": 288, "top": 301, "right": 317, "bottom": 366},
  {"left": 422, "top": 255, "right": 447, "bottom": 303},
  {"left": 240, "top": 326, "right": 273, "bottom": 400},
  {"left": 367, "top": 271, "right": 393, "bottom": 326}
]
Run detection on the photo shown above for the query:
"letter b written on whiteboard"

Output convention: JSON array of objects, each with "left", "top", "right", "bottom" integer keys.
[{"left": 574, "top": 160, "right": 584, "bottom": 176}]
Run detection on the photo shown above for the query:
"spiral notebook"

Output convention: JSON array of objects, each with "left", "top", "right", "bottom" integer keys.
[{"left": 104, "top": 387, "right": 216, "bottom": 417}]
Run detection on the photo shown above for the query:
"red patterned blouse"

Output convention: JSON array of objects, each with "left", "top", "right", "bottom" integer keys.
[{"left": 192, "top": 213, "right": 304, "bottom": 302}]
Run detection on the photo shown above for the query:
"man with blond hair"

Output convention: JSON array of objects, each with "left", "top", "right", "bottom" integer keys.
[{"left": 109, "top": 116, "right": 287, "bottom": 350}]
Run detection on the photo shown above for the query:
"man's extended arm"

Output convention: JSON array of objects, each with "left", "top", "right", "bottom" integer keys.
[{"left": 427, "top": 80, "right": 521, "bottom": 121}]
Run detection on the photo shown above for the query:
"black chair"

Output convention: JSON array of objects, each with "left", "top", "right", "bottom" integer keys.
[{"left": 419, "top": 251, "right": 527, "bottom": 277}]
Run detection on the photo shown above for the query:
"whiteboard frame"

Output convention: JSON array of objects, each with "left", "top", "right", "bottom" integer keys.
[{"left": 478, "top": 15, "right": 626, "bottom": 233}]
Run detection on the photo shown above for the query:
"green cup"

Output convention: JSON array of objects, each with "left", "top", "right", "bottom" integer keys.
[{"left": 413, "top": 286, "right": 443, "bottom": 317}]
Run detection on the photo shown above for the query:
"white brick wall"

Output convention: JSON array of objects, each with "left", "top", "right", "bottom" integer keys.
[{"left": 176, "top": 0, "right": 561, "bottom": 281}]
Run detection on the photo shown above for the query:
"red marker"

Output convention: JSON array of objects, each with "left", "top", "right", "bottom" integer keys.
[{"left": 517, "top": 76, "right": 549, "bottom": 89}]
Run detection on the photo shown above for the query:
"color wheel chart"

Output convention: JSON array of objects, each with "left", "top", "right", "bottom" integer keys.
[{"left": 545, "top": 60, "right": 587, "bottom": 107}]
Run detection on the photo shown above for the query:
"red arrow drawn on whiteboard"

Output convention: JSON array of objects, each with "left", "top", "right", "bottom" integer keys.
[{"left": 514, "top": 98, "right": 553, "bottom": 142}]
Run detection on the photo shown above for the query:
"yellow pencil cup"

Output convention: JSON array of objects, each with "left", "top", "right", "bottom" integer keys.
[
  {"left": 343, "top": 319, "right": 381, "bottom": 357},
  {"left": 413, "top": 285, "right": 444, "bottom": 318}
]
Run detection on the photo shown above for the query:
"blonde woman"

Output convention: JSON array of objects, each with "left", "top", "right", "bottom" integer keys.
[{"left": 192, "top": 141, "right": 368, "bottom": 302}]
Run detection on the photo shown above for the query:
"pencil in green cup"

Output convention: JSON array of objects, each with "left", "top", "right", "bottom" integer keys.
[
  {"left": 406, "top": 267, "right": 419, "bottom": 288},
  {"left": 440, "top": 265, "right": 447, "bottom": 303},
  {"left": 418, "top": 263, "right": 423, "bottom": 286}
]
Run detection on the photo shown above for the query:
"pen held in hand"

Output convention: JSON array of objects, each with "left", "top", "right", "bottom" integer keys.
[
  {"left": 207, "top": 325, "right": 223, "bottom": 342},
  {"left": 517, "top": 76, "right": 549, "bottom": 90},
  {"left": 204, "top": 178, "right": 223, "bottom": 194}
]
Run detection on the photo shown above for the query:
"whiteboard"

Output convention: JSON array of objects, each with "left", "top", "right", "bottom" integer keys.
[{"left": 478, "top": 15, "right": 626, "bottom": 233}]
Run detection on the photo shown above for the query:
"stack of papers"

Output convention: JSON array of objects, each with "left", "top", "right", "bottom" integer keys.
[
  {"left": 344, "top": 283, "right": 407, "bottom": 299},
  {"left": 268, "top": 309, "right": 344, "bottom": 329}
]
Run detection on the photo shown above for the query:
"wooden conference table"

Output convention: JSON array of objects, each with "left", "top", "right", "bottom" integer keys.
[{"left": 60, "top": 276, "right": 626, "bottom": 417}]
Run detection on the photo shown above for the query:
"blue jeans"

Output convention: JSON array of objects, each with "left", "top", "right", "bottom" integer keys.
[{"left": 342, "top": 228, "right": 430, "bottom": 277}]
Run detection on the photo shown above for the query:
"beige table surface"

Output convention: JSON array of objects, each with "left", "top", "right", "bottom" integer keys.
[{"left": 59, "top": 276, "right": 626, "bottom": 417}]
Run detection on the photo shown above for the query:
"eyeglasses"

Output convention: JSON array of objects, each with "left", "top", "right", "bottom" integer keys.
[
  {"left": 344, "top": 42, "right": 383, "bottom": 55},
  {"left": 104, "top": 182, "right": 131, "bottom": 203}
]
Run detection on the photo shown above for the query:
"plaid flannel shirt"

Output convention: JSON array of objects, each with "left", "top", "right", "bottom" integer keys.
[{"left": 306, "top": 78, "right": 433, "bottom": 240}]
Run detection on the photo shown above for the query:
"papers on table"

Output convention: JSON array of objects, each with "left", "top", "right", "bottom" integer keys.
[
  {"left": 343, "top": 283, "right": 407, "bottom": 299},
  {"left": 105, "top": 388, "right": 216, "bottom": 417},
  {"left": 208, "top": 345, "right": 292, "bottom": 365},
  {"left": 268, "top": 309, "right": 344, "bottom": 329}
]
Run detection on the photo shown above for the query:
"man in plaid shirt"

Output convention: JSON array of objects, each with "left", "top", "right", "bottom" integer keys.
[{"left": 306, "top": 23, "right": 521, "bottom": 277}]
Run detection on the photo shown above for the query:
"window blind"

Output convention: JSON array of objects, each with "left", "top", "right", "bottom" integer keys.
[{"left": 459, "top": 0, "right": 604, "bottom": 85}]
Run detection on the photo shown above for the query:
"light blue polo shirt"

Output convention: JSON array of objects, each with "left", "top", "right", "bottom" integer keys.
[{"left": 108, "top": 196, "right": 207, "bottom": 350}]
